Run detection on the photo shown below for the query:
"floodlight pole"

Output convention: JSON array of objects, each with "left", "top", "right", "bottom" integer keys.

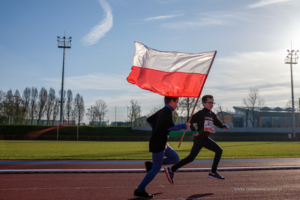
[
  {"left": 57, "top": 35, "right": 72, "bottom": 127},
  {"left": 285, "top": 48, "right": 299, "bottom": 138}
]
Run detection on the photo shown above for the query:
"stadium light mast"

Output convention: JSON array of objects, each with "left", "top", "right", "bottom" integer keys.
[
  {"left": 285, "top": 48, "right": 299, "bottom": 138},
  {"left": 57, "top": 34, "right": 72, "bottom": 126}
]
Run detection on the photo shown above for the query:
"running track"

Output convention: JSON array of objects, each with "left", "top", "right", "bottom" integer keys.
[{"left": 0, "top": 158, "right": 299, "bottom": 199}]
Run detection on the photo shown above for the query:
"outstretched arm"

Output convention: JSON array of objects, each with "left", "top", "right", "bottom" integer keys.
[{"left": 167, "top": 123, "right": 190, "bottom": 131}]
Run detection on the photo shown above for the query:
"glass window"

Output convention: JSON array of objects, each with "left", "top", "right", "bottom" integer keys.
[
  {"left": 261, "top": 117, "right": 272, "bottom": 127},
  {"left": 272, "top": 117, "right": 284, "bottom": 127},
  {"left": 285, "top": 117, "right": 292, "bottom": 127},
  {"left": 233, "top": 117, "right": 244, "bottom": 127}
]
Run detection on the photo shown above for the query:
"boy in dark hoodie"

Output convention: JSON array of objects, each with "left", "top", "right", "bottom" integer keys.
[{"left": 134, "top": 96, "right": 190, "bottom": 199}]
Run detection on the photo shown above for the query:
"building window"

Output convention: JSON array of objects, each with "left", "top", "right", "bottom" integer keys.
[
  {"left": 261, "top": 117, "right": 272, "bottom": 127},
  {"left": 285, "top": 117, "right": 292, "bottom": 127},
  {"left": 233, "top": 117, "right": 244, "bottom": 127},
  {"left": 272, "top": 117, "right": 284, "bottom": 127}
]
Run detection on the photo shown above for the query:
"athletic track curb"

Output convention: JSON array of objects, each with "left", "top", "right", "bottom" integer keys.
[{"left": 1, "top": 166, "right": 300, "bottom": 174}]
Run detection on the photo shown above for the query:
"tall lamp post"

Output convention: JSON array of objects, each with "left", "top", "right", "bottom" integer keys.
[
  {"left": 57, "top": 35, "right": 72, "bottom": 126},
  {"left": 285, "top": 49, "right": 299, "bottom": 138}
]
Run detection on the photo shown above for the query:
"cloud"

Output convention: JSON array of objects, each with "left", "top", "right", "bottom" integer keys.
[
  {"left": 161, "top": 12, "right": 250, "bottom": 29},
  {"left": 248, "top": 0, "right": 291, "bottom": 8},
  {"left": 82, "top": 0, "right": 113, "bottom": 45},
  {"left": 145, "top": 14, "right": 184, "bottom": 21},
  {"left": 162, "top": 18, "right": 227, "bottom": 29},
  {"left": 210, "top": 50, "right": 291, "bottom": 89},
  {"left": 202, "top": 49, "right": 300, "bottom": 108}
]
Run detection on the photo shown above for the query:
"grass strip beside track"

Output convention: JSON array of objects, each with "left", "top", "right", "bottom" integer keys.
[{"left": 0, "top": 140, "right": 299, "bottom": 160}]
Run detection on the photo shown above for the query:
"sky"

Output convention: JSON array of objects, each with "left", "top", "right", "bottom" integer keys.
[{"left": 1, "top": 0, "right": 300, "bottom": 124}]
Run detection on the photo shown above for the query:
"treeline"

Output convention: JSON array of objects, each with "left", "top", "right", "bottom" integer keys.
[
  {"left": 0, "top": 87, "right": 84, "bottom": 125},
  {"left": 0, "top": 88, "right": 145, "bottom": 126}
]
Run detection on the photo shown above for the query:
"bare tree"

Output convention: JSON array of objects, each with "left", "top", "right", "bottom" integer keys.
[
  {"left": 52, "top": 97, "right": 60, "bottom": 124},
  {"left": 37, "top": 87, "right": 47, "bottom": 124},
  {"left": 286, "top": 99, "right": 300, "bottom": 126},
  {"left": 29, "top": 87, "right": 38, "bottom": 124},
  {"left": 13, "top": 90, "right": 22, "bottom": 123},
  {"left": 0, "top": 90, "right": 5, "bottom": 114},
  {"left": 58, "top": 89, "right": 66, "bottom": 121},
  {"left": 86, "top": 106, "right": 96, "bottom": 123},
  {"left": 172, "top": 110, "right": 179, "bottom": 124},
  {"left": 21, "top": 88, "right": 31, "bottom": 123},
  {"left": 71, "top": 105, "right": 78, "bottom": 122},
  {"left": 74, "top": 94, "right": 85, "bottom": 124},
  {"left": 65, "top": 89, "right": 73, "bottom": 124},
  {"left": 243, "top": 88, "right": 265, "bottom": 127},
  {"left": 178, "top": 97, "right": 202, "bottom": 120},
  {"left": 3, "top": 89, "right": 14, "bottom": 121},
  {"left": 94, "top": 100, "right": 108, "bottom": 122},
  {"left": 128, "top": 99, "right": 141, "bottom": 125},
  {"left": 0, "top": 90, "right": 4, "bottom": 102},
  {"left": 45, "top": 88, "right": 56, "bottom": 125},
  {"left": 215, "top": 103, "right": 225, "bottom": 123},
  {"left": 286, "top": 99, "right": 299, "bottom": 111}
]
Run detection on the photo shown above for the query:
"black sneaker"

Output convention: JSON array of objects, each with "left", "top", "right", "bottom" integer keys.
[
  {"left": 208, "top": 171, "right": 225, "bottom": 180},
  {"left": 134, "top": 188, "right": 153, "bottom": 199},
  {"left": 145, "top": 161, "right": 153, "bottom": 172},
  {"left": 164, "top": 167, "right": 174, "bottom": 184}
]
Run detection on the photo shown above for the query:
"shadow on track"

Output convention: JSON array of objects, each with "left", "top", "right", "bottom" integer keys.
[
  {"left": 186, "top": 193, "right": 214, "bottom": 199},
  {"left": 128, "top": 192, "right": 163, "bottom": 200}
]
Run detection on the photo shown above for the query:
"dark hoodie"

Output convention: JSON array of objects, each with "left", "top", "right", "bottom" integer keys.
[{"left": 190, "top": 108, "right": 225, "bottom": 142}]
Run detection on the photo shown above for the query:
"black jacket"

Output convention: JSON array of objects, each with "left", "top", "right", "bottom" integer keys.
[
  {"left": 190, "top": 108, "right": 224, "bottom": 141},
  {"left": 147, "top": 107, "right": 174, "bottom": 153}
]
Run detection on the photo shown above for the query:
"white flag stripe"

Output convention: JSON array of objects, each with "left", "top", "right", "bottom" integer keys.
[{"left": 132, "top": 41, "right": 216, "bottom": 74}]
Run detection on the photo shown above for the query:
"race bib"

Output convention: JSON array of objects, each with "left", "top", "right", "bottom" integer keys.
[{"left": 204, "top": 117, "right": 215, "bottom": 133}]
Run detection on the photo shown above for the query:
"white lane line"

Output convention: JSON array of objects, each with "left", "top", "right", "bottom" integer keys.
[{"left": 1, "top": 166, "right": 300, "bottom": 174}]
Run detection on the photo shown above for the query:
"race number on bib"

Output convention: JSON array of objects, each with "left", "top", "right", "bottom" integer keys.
[{"left": 204, "top": 117, "right": 215, "bottom": 133}]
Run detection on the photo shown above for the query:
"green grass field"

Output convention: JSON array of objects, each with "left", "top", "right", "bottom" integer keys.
[{"left": 0, "top": 140, "right": 299, "bottom": 160}]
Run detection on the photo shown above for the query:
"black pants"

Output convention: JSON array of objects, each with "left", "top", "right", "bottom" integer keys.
[{"left": 171, "top": 137, "right": 222, "bottom": 173}]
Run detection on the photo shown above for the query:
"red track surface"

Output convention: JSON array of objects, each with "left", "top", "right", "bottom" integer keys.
[{"left": 0, "top": 161, "right": 300, "bottom": 200}]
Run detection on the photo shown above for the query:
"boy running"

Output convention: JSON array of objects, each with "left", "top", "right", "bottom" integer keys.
[
  {"left": 164, "top": 95, "right": 229, "bottom": 184},
  {"left": 134, "top": 97, "right": 190, "bottom": 199}
]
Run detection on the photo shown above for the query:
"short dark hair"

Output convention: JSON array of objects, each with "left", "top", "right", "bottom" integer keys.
[
  {"left": 164, "top": 96, "right": 179, "bottom": 104},
  {"left": 202, "top": 95, "right": 213, "bottom": 103}
]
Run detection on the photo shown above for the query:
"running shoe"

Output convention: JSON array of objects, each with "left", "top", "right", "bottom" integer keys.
[
  {"left": 134, "top": 188, "right": 154, "bottom": 199},
  {"left": 208, "top": 171, "right": 225, "bottom": 180},
  {"left": 164, "top": 167, "right": 174, "bottom": 184}
]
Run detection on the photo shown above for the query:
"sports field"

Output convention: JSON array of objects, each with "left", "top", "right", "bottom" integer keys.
[{"left": 0, "top": 140, "right": 299, "bottom": 160}]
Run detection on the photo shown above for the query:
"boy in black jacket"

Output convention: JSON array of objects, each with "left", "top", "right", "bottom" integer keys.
[
  {"left": 164, "top": 95, "right": 229, "bottom": 184},
  {"left": 134, "top": 96, "right": 190, "bottom": 199}
]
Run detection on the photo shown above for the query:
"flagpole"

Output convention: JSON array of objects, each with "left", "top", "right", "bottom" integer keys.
[
  {"left": 177, "top": 96, "right": 201, "bottom": 148},
  {"left": 178, "top": 51, "right": 217, "bottom": 148}
]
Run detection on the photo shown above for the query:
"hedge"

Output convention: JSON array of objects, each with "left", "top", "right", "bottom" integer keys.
[{"left": 0, "top": 125, "right": 151, "bottom": 137}]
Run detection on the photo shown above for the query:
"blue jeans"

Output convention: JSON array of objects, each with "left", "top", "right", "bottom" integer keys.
[{"left": 138, "top": 146, "right": 179, "bottom": 189}]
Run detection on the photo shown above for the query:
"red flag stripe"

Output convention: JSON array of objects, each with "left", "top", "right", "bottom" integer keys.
[{"left": 127, "top": 66, "right": 207, "bottom": 97}]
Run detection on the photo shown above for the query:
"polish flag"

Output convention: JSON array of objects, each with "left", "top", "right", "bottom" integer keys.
[{"left": 127, "top": 41, "right": 216, "bottom": 97}]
